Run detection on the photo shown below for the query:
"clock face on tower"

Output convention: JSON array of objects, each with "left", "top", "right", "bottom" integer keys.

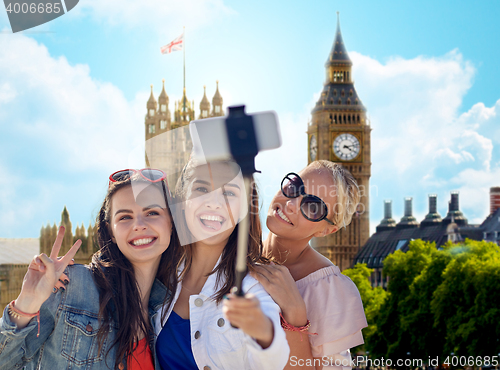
[
  {"left": 333, "top": 133, "right": 360, "bottom": 161},
  {"left": 309, "top": 135, "right": 317, "bottom": 161}
]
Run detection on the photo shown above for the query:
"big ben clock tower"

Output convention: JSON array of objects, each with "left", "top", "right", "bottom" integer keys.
[{"left": 307, "top": 14, "right": 371, "bottom": 270}]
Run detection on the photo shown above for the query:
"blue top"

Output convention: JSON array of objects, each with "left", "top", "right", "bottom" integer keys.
[{"left": 157, "top": 310, "right": 198, "bottom": 370}]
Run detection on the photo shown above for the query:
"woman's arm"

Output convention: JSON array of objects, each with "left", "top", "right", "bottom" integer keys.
[
  {"left": 252, "top": 263, "right": 316, "bottom": 370},
  {"left": 222, "top": 294, "right": 274, "bottom": 348},
  {"left": 222, "top": 280, "right": 290, "bottom": 370}
]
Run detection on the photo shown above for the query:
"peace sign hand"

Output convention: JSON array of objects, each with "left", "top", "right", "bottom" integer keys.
[{"left": 14, "top": 226, "right": 81, "bottom": 315}]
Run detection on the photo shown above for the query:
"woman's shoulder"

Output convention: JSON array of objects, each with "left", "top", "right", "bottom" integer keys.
[
  {"left": 295, "top": 265, "right": 350, "bottom": 290},
  {"left": 296, "top": 266, "right": 368, "bottom": 350},
  {"left": 295, "top": 264, "right": 363, "bottom": 307},
  {"left": 62, "top": 264, "right": 100, "bottom": 309},
  {"left": 66, "top": 263, "right": 94, "bottom": 283}
]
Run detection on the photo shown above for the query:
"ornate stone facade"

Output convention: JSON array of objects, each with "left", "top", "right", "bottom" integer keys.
[{"left": 145, "top": 80, "right": 224, "bottom": 189}]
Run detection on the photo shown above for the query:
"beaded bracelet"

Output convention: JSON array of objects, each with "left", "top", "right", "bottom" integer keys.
[
  {"left": 8, "top": 300, "right": 40, "bottom": 337},
  {"left": 280, "top": 313, "right": 318, "bottom": 341}
]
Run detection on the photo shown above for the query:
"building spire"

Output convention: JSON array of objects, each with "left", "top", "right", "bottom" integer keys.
[
  {"left": 159, "top": 79, "right": 168, "bottom": 103},
  {"left": 147, "top": 84, "right": 157, "bottom": 109},
  {"left": 327, "top": 12, "right": 351, "bottom": 65}
]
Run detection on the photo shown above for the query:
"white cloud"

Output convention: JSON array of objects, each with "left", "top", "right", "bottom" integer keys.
[
  {"left": 0, "top": 83, "right": 17, "bottom": 103},
  {"left": 347, "top": 50, "right": 500, "bottom": 230},
  {"left": 0, "top": 33, "right": 147, "bottom": 171},
  {"left": 0, "top": 33, "right": 147, "bottom": 236}
]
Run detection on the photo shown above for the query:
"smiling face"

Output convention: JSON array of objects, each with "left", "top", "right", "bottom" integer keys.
[
  {"left": 109, "top": 182, "right": 172, "bottom": 269},
  {"left": 267, "top": 166, "right": 338, "bottom": 241},
  {"left": 182, "top": 162, "right": 246, "bottom": 248}
]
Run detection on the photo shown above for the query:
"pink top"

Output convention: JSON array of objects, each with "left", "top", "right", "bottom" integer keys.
[{"left": 295, "top": 265, "right": 368, "bottom": 358}]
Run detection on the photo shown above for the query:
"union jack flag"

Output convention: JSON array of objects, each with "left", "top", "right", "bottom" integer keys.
[{"left": 160, "top": 33, "right": 184, "bottom": 54}]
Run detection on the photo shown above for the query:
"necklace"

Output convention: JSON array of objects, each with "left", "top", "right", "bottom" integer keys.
[{"left": 181, "top": 283, "right": 201, "bottom": 294}]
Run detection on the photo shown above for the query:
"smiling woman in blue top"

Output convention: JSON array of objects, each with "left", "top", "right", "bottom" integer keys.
[
  {"left": 0, "top": 169, "right": 180, "bottom": 370},
  {"left": 155, "top": 158, "right": 290, "bottom": 370}
]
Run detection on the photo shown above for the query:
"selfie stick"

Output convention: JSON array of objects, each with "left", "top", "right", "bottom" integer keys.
[{"left": 225, "top": 105, "right": 259, "bottom": 297}]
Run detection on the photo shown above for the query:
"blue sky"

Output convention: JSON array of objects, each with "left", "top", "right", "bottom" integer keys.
[{"left": 1, "top": 0, "right": 499, "bottom": 238}]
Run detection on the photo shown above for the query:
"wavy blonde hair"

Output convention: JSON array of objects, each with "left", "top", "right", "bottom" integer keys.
[{"left": 308, "top": 160, "right": 360, "bottom": 229}]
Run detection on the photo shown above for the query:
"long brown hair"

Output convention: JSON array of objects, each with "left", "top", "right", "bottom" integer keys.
[
  {"left": 167, "top": 159, "right": 268, "bottom": 307},
  {"left": 89, "top": 174, "right": 180, "bottom": 369}
]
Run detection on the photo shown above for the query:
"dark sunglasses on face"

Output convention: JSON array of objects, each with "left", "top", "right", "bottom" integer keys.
[
  {"left": 281, "top": 172, "right": 336, "bottom": 226},
  {"left": 109, "top": 168, "right": 167, "bottom": 187}
]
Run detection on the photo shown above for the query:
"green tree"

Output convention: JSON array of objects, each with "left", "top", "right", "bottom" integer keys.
[
  {"left": 343, "top": 263, "right": 388, "bottom": 353},
  {"left": 369, "top": 240, "right": 439, "bottom": 359},
  {"left": 399, "top": 246, "right": 451, "bottom": 361},
  {"left": 431, "top": 239, "right": 500, "bottom": 356},
  {"left": 368, "top": 239, "right": 500, "bottom": 361}
]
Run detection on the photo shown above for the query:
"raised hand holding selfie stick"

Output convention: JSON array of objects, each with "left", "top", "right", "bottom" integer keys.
[{"left": 191, "top": 105, "right": 281, "bottom": 296}]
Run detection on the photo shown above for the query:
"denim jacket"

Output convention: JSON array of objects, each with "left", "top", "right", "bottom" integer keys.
[{"left": 0, "top": 264, "right": 169, "bottom": 370}]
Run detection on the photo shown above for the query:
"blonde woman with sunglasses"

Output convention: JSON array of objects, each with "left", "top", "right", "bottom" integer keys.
[{"left": 252, "top": 160, "right": 368, "bottom": 370}]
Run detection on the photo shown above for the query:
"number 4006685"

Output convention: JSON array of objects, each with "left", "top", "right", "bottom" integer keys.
[{"left": 5, "top": 2, "right": 62, "bottom": 14}]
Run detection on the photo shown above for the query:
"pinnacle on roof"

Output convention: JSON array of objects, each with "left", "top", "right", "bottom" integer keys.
[
  {"left": 442, "top": 192, "right": 468, "bottom": 226},
  {"left": 147, "top": 85, "right": 157, "bottom": 108},
  {"left": 212, "top": 80, "right": 222, "bottom": 105},
  {"left": 421, "top": 194, "right": 442, "bottom": 227},
  {"left": 326, "top": 12, "right": 351, "bottom": 65},
  {"left": 200, "top": 85, "right": 210, "bottom": 109},
  {"left": 376, "top": 200, "right": 397, "bottom": 232},
  {"left": 396, "top": 198, "right": 419, "bottom": 229},
  {"left": 158, "top": 79, "right": 168, "bottom": 103}
]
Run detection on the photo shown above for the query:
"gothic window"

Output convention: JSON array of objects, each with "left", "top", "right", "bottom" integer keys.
[
  {"left": 347, "top": 99, "right": 351, "bottom": 105},
  {"left": 202, "top": 110, "right": 208, "bottom": 118},
  {"left": 347, "top": 71, "right": 350, "bottom": 82},
  {"left": 329, "top": 114, "right": 333, "bottom": 124},
  {"left": 149, "top": 109, "right": 155, "bottom": 117},
  {"left": 160, "top": 120, "right": 167, "bottom": 129},
  {"left": 349, "top": 90, "right": 353, "bottom": 97},
  {"left": 161, "top": 104, "right": 166, "bottom": 112},
  {"left": 334, "top": 115, "right": 337, "bottom": 123},
  {"left": 149, "top": 124, "right": 155, "bottom": 134},
  {"left": 333, "top": 89, "right": 337, "bottom": 97},
  {"left": 215, "top": 105, "right": 221, "bottom": 114},
  {"left": 338, "top": 99, "right": 342, "bottom": 105},
  {"left": 341, "top": 90, "right": 345, "bottom": 97}
]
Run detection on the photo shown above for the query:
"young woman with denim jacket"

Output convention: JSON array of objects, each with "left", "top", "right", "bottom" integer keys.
[
  {"left": 154, "top": 159, "right": 289, "bottom": 370},
  {"left": 0, "top": 170, "right": 180, "bottom": 369}
]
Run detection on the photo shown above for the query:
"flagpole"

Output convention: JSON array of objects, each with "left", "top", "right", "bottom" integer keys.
[{"left": 183, "top": 26, "right": 186, "bottom": 117}]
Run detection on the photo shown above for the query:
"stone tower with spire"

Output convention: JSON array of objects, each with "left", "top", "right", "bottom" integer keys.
[
  {"left": 145, "top": 81, "right": 224, "bottom": 188},
  {"left": 307, "top": 14, "right": 371, "bottom": 270},
  {"left": 40, "top": 207, "right": 97, "bottom": 265},
  {"left": 212, "top": 81, "right": 223, "bottom": 117}
]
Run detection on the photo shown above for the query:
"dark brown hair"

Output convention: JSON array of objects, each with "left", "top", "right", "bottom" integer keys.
[
  {"left": 167, "top": 159, "right": 268, "bottom": 307},
  {"left": 89, "top": 174, "right": 180, "bottom": 369}
]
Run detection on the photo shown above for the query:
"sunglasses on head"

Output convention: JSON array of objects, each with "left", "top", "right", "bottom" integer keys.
[
  {"left": 109, "top": 168, "right": 167, "bottom": 187},
  {"left": 281, "top": 172, "right": 335, "bottom": 226}
]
